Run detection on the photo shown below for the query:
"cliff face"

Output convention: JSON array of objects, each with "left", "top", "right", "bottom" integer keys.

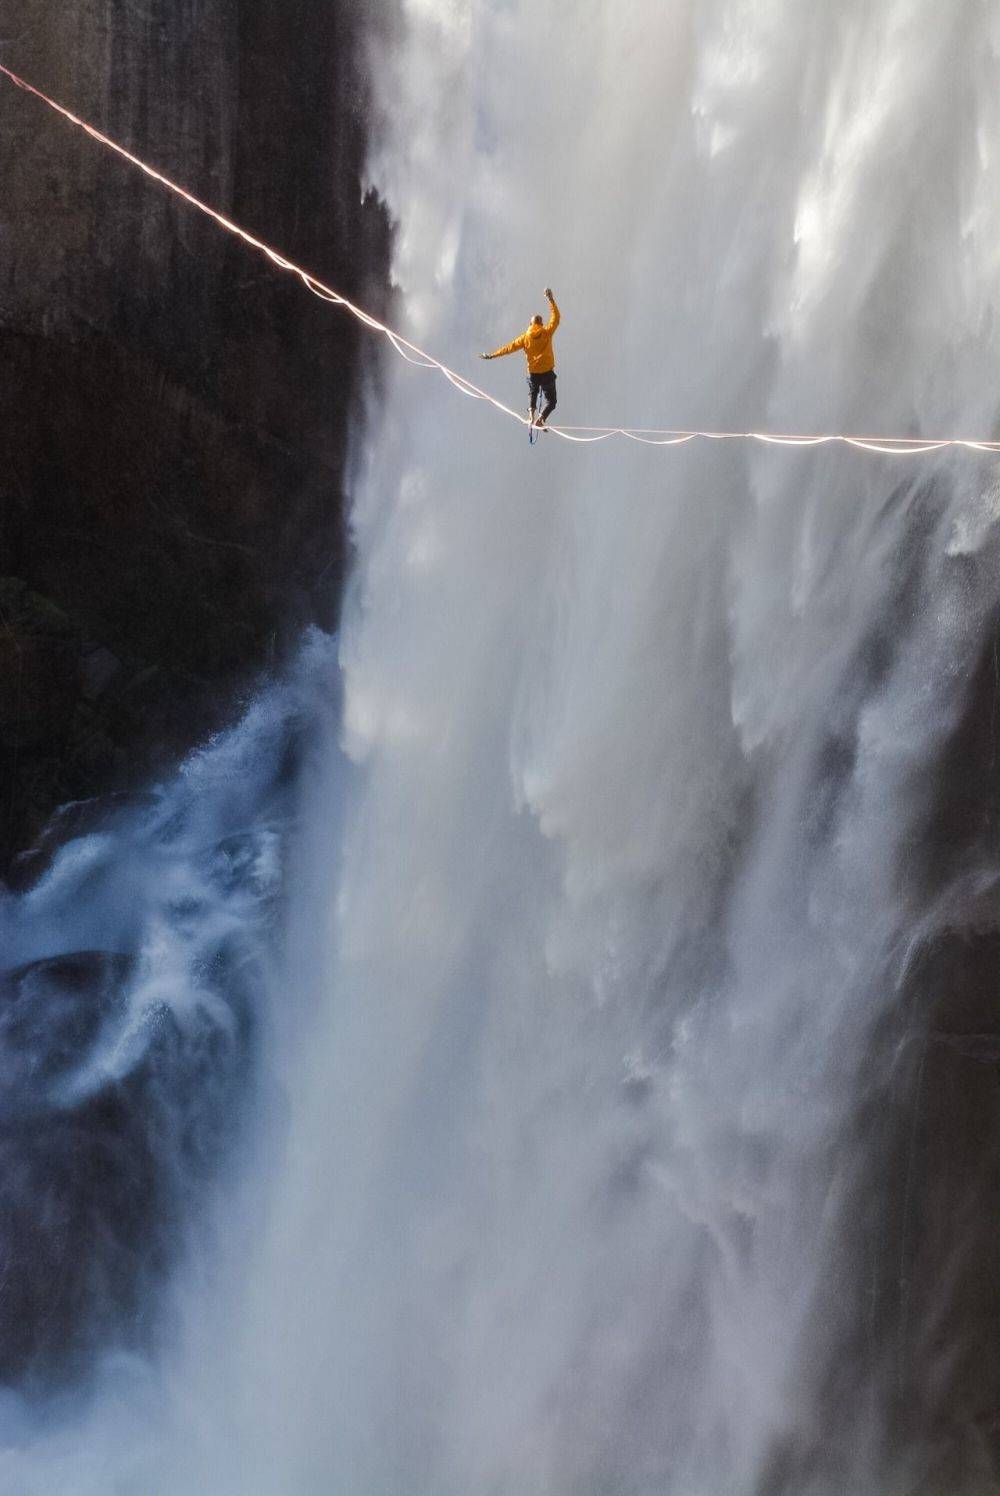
[{"left": 0, "top": 0, "right": 390, "bottom": 871}]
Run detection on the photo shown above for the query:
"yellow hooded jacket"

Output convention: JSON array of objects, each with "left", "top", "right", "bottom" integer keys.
[{"left": 489, "top": 295, "right": 560, "bottom": 374}]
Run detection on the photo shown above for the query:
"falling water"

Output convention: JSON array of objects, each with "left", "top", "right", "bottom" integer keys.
[
  {"left": 7, "top": 2, "right": 1000, "bottom": 1493},
  {"left": 0, "top": 638, "right": 342, "bottom": 1495},
  {"left": 232, "top": 2, "right": 1000, "bottom": 1491}
]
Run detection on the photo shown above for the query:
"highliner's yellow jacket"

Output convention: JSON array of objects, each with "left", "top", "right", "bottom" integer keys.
[{"left": 488, "top": 295, "right": 560, "bottom": 373}]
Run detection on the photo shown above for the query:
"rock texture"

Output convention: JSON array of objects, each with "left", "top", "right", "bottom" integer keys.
[{"left": 0, "top": 0, "right": 390, "bottom": 869}]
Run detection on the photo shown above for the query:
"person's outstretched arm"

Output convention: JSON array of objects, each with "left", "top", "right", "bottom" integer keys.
[
  {"left": 544, "top": 287, "right": 560, "bottom": 333},
  {"left": 480, "top": 331, "right": 527, "bottom": 360}
]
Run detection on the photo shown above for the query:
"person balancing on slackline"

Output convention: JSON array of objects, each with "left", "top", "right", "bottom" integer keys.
[{"left": 481, "top": 287, "right": 560, "bottom": 437}]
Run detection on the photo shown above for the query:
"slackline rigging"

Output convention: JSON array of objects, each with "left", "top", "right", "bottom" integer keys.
[{"left": 2, "top": 61, "right": 999, "bottom": 457}]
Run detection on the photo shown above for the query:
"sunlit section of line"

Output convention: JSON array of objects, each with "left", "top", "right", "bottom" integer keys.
[
  {"left": 0, "top": 62, "right": 529, "bottom": 431},
  {"left": 2, "top": 61, "right": 1000, "bottom": 459}
]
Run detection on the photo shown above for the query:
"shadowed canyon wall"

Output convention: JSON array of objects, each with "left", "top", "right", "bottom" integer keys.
[{"left": 0, "top": 0, "right": 390, "bottom": 871}]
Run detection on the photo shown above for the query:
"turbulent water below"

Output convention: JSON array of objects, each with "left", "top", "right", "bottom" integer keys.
[{"left": 7, "top": 2, "right": 1000, "bottom": 1493}]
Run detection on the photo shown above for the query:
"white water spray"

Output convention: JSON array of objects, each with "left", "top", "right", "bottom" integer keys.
[
  {"left": 203, "top": 3, "right": 1000, "bottom": 1492},
  {"left": 254, "top": 3, "right": 1000, "bottom": 1491}
]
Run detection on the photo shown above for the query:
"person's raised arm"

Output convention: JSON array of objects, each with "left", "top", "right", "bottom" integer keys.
[{"left": 544, "top": 287, "right": 560, "bottom": 334}]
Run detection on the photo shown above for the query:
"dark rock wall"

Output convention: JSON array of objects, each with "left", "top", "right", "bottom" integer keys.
[{"left": 0, "top": 0, "right": 391, "bottom": 869}]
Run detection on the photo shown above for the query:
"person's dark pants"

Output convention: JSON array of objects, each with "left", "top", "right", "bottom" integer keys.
[{"left": 528, "top": 370, "right": 557, "bottom": 423}]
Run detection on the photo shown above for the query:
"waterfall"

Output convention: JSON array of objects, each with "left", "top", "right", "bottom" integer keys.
[
  {"left": 238, "top": 3, "right": 1000, "bottom": 1491},
  {"left": 7, "top": 2, "right": 1000, "bottom": 1492},
  {"left": 0, "top": 637, "right": 342, "bottom": 1494}
]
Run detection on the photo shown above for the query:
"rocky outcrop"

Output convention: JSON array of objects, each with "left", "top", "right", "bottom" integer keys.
[{"left": 0, "top": 0, "right": 391, "bottom": 869}]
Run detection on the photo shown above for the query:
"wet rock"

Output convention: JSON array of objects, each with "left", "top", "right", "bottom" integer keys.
[
  {"left": 7, "top": 791, "right": 158, "bottom": 892},
  {"left": 0, "top": 941, "right": 254, "bottom": 1385},
  {"left": 79, "top": 643, "right": 121, "bottom": 701},
  {"left": 0, "top": 577, "right": 80, "bottom": 751},
  {"left": 0, "top": 0, "right": 392, "bottom": 873},
  {"left": 0, "top": 952, "right": 134, "bottom": 1108}
]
